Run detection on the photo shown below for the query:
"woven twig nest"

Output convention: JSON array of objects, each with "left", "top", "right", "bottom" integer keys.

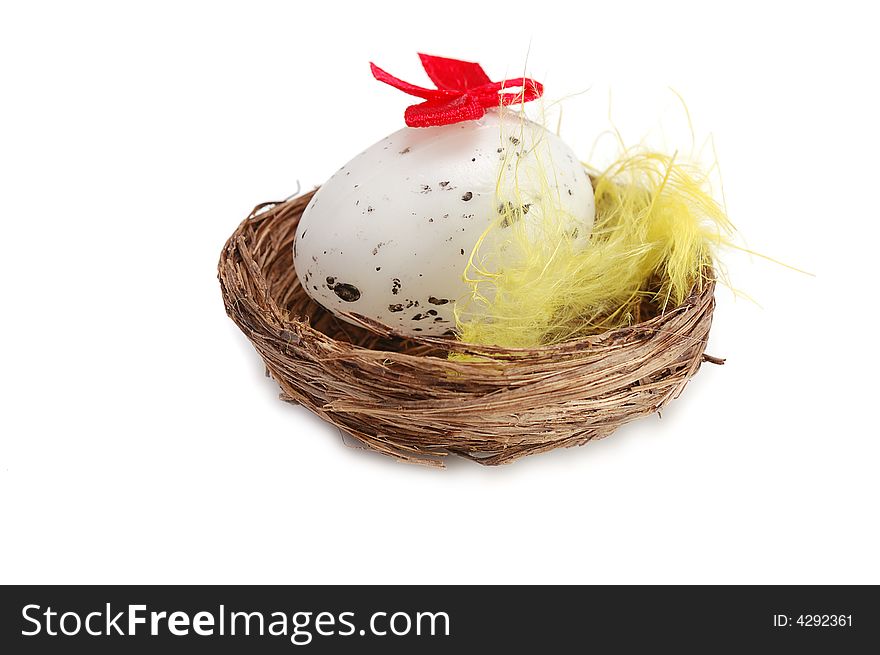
[{"left": 219, "top": 190, "right": 720, "bottom": 466}]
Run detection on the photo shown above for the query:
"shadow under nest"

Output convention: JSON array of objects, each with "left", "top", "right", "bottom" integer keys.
[{"left": 218, "top": 190, "right": 720, "bottom": 466}]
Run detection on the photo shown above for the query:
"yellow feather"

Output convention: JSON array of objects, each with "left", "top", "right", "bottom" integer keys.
[{"left": 454, "top": 144, "right": 736, "bottom": 348}]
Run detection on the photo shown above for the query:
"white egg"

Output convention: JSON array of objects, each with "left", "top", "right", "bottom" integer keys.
[{"left": 293, "top": 109, "right": 595, "bottom": 336}]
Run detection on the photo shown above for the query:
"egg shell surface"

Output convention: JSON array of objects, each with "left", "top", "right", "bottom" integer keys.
[{"left": 293, "top": 110, "right": 594, "bottom": 336}]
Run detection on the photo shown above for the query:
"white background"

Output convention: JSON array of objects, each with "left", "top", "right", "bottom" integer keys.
[{"left": 1, "top": 1, "right": 877, "bottom": 584}]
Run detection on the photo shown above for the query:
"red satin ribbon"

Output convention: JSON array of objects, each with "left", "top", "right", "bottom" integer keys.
[{"left": 370, "top": 54, "right": 543, "bottom": 128}]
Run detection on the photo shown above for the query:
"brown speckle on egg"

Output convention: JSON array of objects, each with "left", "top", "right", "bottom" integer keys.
[
  {"left": 326, "top": 276, "right": 336, "bottom": 286},
  {"left": 391, "top": 278, "right": 401, "bottom": 295},
  {"left": 420, "top": 184, "right": 432, "bottom": 194},
  {"left": 399, "top": 147, "right": 411, "bottom": 154},
  {"left": 388, "top": 303, "right": 403, "bottom": 312},
  {"left": 332, "top": 283, "right": 361, "bottom": 302},
  {"left": 461, "top": 191, "right": 473, "bottom": 201},
  {"left": 428, "top": 296, "right": 449, "bottom": 305},
  {"left": 498, "top": 202, "right": 531, "bottom": 228}
]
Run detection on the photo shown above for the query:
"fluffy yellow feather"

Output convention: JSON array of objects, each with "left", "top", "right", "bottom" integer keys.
[{"left": 454, "top": 145, "right": 735, "bottom": 348}]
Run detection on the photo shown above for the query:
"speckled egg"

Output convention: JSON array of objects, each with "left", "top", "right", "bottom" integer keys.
[{"left": 293, "top": 109, "right": 595, "bottom": 336}]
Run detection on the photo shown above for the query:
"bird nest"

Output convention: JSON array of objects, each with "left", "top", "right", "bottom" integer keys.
[{"left": 218, "top": 190, "right": 721, "bottom": 466}]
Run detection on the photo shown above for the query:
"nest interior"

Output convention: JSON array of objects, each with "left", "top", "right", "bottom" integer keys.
[{"left": 218, "top": 190, "right": 720, "bottom": 466}]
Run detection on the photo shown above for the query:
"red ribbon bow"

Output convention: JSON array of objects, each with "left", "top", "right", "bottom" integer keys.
[{"left": 370, "top": 54, "right": 544, "bottom": 128}]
